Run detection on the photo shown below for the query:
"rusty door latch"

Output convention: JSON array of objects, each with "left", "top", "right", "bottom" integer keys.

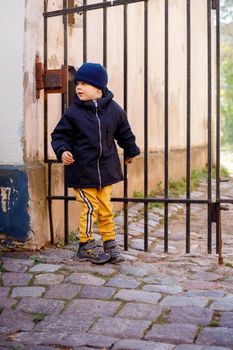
[{"left": 36, "top": 57, "right": 67, "bottom": 99}]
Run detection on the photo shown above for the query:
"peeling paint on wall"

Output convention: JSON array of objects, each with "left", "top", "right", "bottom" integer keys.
[{"left": 0, "top": 166, "right": 30, "bottom": 242}]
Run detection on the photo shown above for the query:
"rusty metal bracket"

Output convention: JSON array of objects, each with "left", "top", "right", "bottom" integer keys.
[
  {"left": 211, "top": 202, "right": 229, "bottom": 265},
  {"left": 36, "top": 57, "right": 68, "bottom": 99}
]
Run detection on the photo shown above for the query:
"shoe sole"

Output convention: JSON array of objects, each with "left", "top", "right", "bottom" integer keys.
[
  {"left": 76, "top": 256, "right": 110, "bottom": 265},
  {"left": 109, "top": 256, "right": 125, "bottom": 264}
]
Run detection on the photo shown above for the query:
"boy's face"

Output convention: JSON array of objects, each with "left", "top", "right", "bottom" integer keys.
[{"left": 76, "top": 81, "right": 103, "bottom": 101}]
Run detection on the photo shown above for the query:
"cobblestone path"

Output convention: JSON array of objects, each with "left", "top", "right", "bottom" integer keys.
[{"left": 1, "top": 179, "right": 233, "bottom": 349}]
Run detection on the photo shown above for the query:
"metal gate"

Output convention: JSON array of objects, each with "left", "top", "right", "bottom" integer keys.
[{"left": 40, "top": 0, "right": 225, "bottom": 261}]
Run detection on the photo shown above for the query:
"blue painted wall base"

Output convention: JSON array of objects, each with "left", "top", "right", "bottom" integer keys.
[{"left": 0, "top": 165, "right": 30, "bottom": 242}]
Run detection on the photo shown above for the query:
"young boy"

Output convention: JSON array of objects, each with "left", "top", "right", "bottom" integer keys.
[{"left": 51, "top": 62, "right": 140, "bottom": 264}]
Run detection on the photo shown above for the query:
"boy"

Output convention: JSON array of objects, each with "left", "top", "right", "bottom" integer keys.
[{"left": 51, "top": 62, "right": 140, "bottom": 264}]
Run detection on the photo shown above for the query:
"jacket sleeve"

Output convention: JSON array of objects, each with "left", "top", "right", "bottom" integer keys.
[
  {"left": 51, "top": 113, "right": 74, "bottom": 162},
  {"left": 114, "top": 110, "right": 140, "bottom": 158}
]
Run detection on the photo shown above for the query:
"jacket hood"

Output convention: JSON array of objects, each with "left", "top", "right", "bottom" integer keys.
[{"left": 73, "top": 88, "right": 114, "bottom": 110}]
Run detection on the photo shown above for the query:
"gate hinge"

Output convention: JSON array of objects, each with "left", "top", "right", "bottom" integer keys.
[
  {"left": 211, "top": 0, "right": 217, "bottom": 10},
  {"left": 36, "top": 57, "right": 67, "bottom": 99}
]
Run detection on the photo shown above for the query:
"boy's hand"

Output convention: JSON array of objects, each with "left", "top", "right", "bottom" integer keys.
[
  {"left": 125, "top": 157, "right": 134, "bottom": 165},
  {"left": 62, "top": 151, "right": 74, "bottom": 165}
]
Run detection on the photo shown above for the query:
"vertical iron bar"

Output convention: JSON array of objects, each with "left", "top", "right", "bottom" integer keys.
[
  {"left": 207, "top": 0, "right": 212, "bottom": 254},
  {"left": 186, "top": 0, "right": 191, "bottom": 253},
  {"left": 63, "top": 0, "right": 69, "bottom": 245},
  {"left": 44, "top": 0, "right": 48, "bottom": 163},
  {"left": 48, "top": 162, "right": 55, "bottom": 244},
  {"left": 164, "top": 0, "right": 169, "bottom": 252},
  {"left": 144, "top": 0, "right": 148, "bottom": 251},
  {"left": 44, "top": 1, "right": 54, "bottom": 243},
  {"left": 216, "top": 0, "right": 220, "bottom": 253},
  {"left": 83, "top": 0, "right": 87, "bottom": 62},
  {"left": 103, "top": 0, "right": 107, "bottom": 67},
  {"left": 123, "top": 2, "right": 128, "bottom": 251}
]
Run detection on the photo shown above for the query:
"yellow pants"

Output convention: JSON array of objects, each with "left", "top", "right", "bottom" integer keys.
[{"left": 73, "top": 185, "right": 115, "bottom": 243}]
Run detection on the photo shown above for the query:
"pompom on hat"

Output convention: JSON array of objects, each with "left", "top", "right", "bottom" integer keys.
[{"left": 74, "top": 63, "right": 108, "bottom": 90}]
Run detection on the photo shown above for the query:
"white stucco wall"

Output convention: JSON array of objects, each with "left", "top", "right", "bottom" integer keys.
[{"left": 0, "top": 1, "right": 25, "bottom": 164}]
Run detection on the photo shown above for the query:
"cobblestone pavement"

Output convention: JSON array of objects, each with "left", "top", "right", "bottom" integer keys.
[{"left": 1, "top": 179, "right": 233, "bottom": 350}]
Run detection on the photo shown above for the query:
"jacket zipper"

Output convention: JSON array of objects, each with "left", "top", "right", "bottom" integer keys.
[{"left": 94, "top": 100, "right": 102, "bottom": 188}]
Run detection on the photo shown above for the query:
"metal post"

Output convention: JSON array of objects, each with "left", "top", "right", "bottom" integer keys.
[
  {"left": 123, "top": 2, "right": 129, "bottom": 251},
  {"left": 207, "top": 0, "right": 212, "bottom": 254},
  {"left": 164, "top": 0, "right": 169, "bottom": 252},
  {"left": 186, "top": 0, "right": 191, "bottom": 253},
  {"left": 144, "top": 0, "right": 148, "bottom": 251}
]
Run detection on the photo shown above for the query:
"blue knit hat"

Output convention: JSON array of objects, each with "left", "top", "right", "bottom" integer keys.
[{"left": 74, "top": 63, "right": 108, "bottom": 90}]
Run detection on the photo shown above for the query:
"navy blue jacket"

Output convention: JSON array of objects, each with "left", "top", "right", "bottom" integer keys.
[{"left": 51, "top": 90, "right": 140, "bottom": 188}]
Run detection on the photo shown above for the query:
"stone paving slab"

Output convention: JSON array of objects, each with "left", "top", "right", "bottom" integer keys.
[
  {"left": 174, "top": 346, "right": 232, "bottom": 350},
  {"left": 30, "top": 263, "right": 62, "bottom": 273},
  {"left": 16, "top": 297, "right": 65, "bottom": 314},
  {"left": 145, "top": 324, "right": 198, "bottom": 344},
  {"left": 196, "top": 327, "right": 233, "bottom": 347},
  {"left": 184, "top": 290, "right": 225, "bottom": 298},
  {"left": 105, "top": 276, "right": 141, "bottom": 289},
  {"left": 112, "top": 339, "right": 175, "bottom": 350},
  {"left": 34, "top": 313, "right": 94, "bottom": 333},
  {"left": 210, "top": 298, "right": 233, "bottom": 311},
  {"left": 0, "top": 287, "right": 10, "bottom": 297},
  {"left": 44, "top": 283, "right": 81, "bottom": 300},
  {"left": 79, "top": 285, "right": 116, "bottom": 299},
  {"left": 61, "top": 334, "right": 118, "bottom": 349},
  {"left": 0, "top": 296, "right": 17, "bottom": 308},
  {"left": 13, "top": 331, "right": 67, "bottom": 346},
  {"left": 182, "top": 280, "right": 218, "bottom": 291},
  {"left": 114, "top": 289, "right": 161, "bottom": 303},
  {"left": 2, "top": 272, "right": 32, "bottom": 286},
  {"left": 88, "top": 316, "right": 151, "bottom": 339},
  {"left": 62, "top": 299, "right": 121, "bottom": 317},
  {"left": 11, "top": 286, "right": 45, "bottom": 298},
  {"left": 65, "top": 272, "right": 105, "bottom": 285},
  {"left": 143, "top": 284, "right": 182, "bottom": 294},
  {"left": 219, "top": 312, "right": 233, "bottom": 328},
  {"left": 33, "top": 273, "right": 64, "bottom": 285},
  {"left": 116, "top": 302, "right": 163, "bottom": 320},
  {"left": 167, "top": 306, "right": 213, "bottom": 326},
  {"left": 64, "top": 263, "right": 116, "bottom": 276},
  {"left": 160, "top": 296, "right": 209, "bottom": 308},
  {"left": 189, "top": 272, "right": 222, "bottom": 281},
  {"left": 0, "top": 308, "right": 34, "bottom": 334}
]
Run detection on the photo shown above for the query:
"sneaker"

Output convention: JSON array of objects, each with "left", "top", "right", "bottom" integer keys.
[
  {"left": 103, "top": 239, "right": 124, "bottom": 263},
  {"left": 77, "top": 240, "right": 110, "bottom": 264}
]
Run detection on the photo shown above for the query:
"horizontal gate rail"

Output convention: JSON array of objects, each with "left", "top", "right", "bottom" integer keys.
[{"left": 43, "top": 0, "right": 145, "bottom": 18}]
